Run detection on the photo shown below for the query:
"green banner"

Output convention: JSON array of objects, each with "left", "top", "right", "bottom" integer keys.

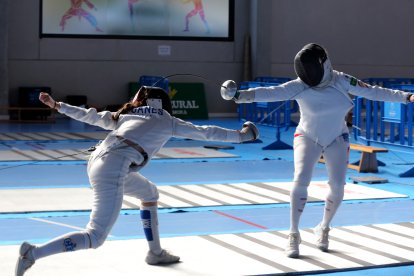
[{"left": 168, "top": 82, "right": 208, "bottom": 119}]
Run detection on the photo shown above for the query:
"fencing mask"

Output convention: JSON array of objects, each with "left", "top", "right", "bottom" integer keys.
[
  {"left": 294, "top": 43, "right": 332, "bottom": 87},
  {"left": 132, "top": 86, "right": 172, "bottom": 114}
]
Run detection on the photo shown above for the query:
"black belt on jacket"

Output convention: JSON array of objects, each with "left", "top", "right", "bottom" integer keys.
[{"left": 116, "top": 136, "right": 149, "bottom": 167}]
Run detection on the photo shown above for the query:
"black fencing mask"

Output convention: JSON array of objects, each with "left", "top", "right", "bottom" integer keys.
[
  {"left": 133, "top": 86, "right": 172, "bottom": 114},
  {"left": 294, "top": 43, "right": 328, "bottom": 87}
]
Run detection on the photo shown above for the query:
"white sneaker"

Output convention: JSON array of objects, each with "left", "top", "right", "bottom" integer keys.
[
  {"left": 15, "top": 242, "right": 35, "bottom": 276},
  {"left": 145, "top": 249, "right": 180, "bottom": 265},
  {"left": 285, "top": 232, "right": 301, "bottom": 258},
  {"left": 314, "top": 223, "right": 330, "bottom": 252}
]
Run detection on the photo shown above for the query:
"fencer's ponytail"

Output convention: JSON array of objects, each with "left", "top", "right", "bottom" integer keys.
[
  {"left": 112, "top": 102, "right": 136, "bottom": 121},
  {"left": 112, "top": 86, "right": 147, "bottom": 120}
]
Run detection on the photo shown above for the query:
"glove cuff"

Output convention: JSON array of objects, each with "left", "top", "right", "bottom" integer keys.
[{"left": 232, "top": 90, "right": 240, "bottom": 100}]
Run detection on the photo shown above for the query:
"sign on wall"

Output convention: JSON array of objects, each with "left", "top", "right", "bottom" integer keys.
[
  {"left": 383, "top": 102, "right": 401, "bottom": 123},
  {"left": 169, "top": 82, "right": 208, "bottom": 119}
]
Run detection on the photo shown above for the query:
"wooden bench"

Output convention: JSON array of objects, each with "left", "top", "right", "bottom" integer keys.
[{"left": 319, "top": 143, "right": 388, "bottom": 173}]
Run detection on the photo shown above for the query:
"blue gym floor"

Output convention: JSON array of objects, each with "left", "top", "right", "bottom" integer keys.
[{"left": 1, "top": 117, "right": 414, "bottom": 275}]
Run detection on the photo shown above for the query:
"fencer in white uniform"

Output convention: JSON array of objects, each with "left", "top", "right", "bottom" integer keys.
[
  {"left": 221, "top": 43, "right": 414, "bottom": 258},
  {"left": 16, "top": 86, "right": 259, "bottom": 276}
]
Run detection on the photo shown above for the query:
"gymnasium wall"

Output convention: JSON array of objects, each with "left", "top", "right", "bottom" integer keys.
[
  {"left": 5, "top": 0, "right": 414, "bottom": 116},
  {"left": 6, "top": 0, "right": 250, "bottom": 116},
  {"left": 260, "top": 0, "right": 414, "bottom": 81}
]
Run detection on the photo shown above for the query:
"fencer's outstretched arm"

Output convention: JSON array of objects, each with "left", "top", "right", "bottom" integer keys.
[
  {"left": 39, "top": 92, "right": 117, "bottom": 130},
  {"left": 220, "top": 80, "right": 304, "bottom": 103},
  {"left": 172, "top": 117, "right": 259, "bottom": 143},
  {"left": 340, "top": 74, "right": 414, "bottom": 104}
]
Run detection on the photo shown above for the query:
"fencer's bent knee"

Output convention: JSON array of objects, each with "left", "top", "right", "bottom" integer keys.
[
  {"left": 150, "top": 186, "right": 160, "bottom": 201},
  {"left": 123, "top": 173, "right": 160, "bottom": 202},
  {"left": 138, "top": 185, "right": 159, "bottom": 202},
  {"left": 140, "top": 184, "right": 159, "bottom": 202}
]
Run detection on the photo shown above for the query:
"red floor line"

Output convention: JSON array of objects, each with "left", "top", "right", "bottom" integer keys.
[{"left": 213, "top": 210, "right": 268, "bottom": 229}]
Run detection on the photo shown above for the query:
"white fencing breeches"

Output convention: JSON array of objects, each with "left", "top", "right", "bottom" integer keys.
[
  {"left": 289, "top": 133, "right": 349, "bottom": 233},
  {"left": 86, "top": 145, "right": 158, "bottom": 248},
  {"left": 32, "top": 141, "right": 160, "bottom": 260}
]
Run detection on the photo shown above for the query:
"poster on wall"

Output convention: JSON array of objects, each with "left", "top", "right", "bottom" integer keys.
[
  {"left": 169, "top": 82, "right": 208, "bottom": 119},
  {"left": 40, "top": 0, "right": 234, "bottom": 41}
]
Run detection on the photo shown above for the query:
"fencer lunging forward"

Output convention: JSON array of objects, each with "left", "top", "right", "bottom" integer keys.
[
  {"left": 221, "top": 43, "right": 414, "bottom": 258},
  {"left": 16, "top": 86, "right": 259, "bottom": 275}
]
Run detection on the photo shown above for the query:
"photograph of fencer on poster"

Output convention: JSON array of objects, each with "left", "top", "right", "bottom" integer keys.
[{"left": 41, "top": 0, "right": 234, "bottom": 40}]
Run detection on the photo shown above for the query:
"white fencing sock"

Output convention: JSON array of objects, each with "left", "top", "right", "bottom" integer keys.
[
  {"left": 32, "top": 231, "right": 91, "bottom": 260},
  {"left": 140, "top": 205, "right": 162, "bottom": 255}
]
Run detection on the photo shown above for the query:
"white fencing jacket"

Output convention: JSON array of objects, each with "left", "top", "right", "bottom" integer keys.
[
  {"left": 58, "top": 103, "right": 241, "bottom": 160},
  {"left": 237, "top": 71, "right": 411, "bottom": 147}
]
